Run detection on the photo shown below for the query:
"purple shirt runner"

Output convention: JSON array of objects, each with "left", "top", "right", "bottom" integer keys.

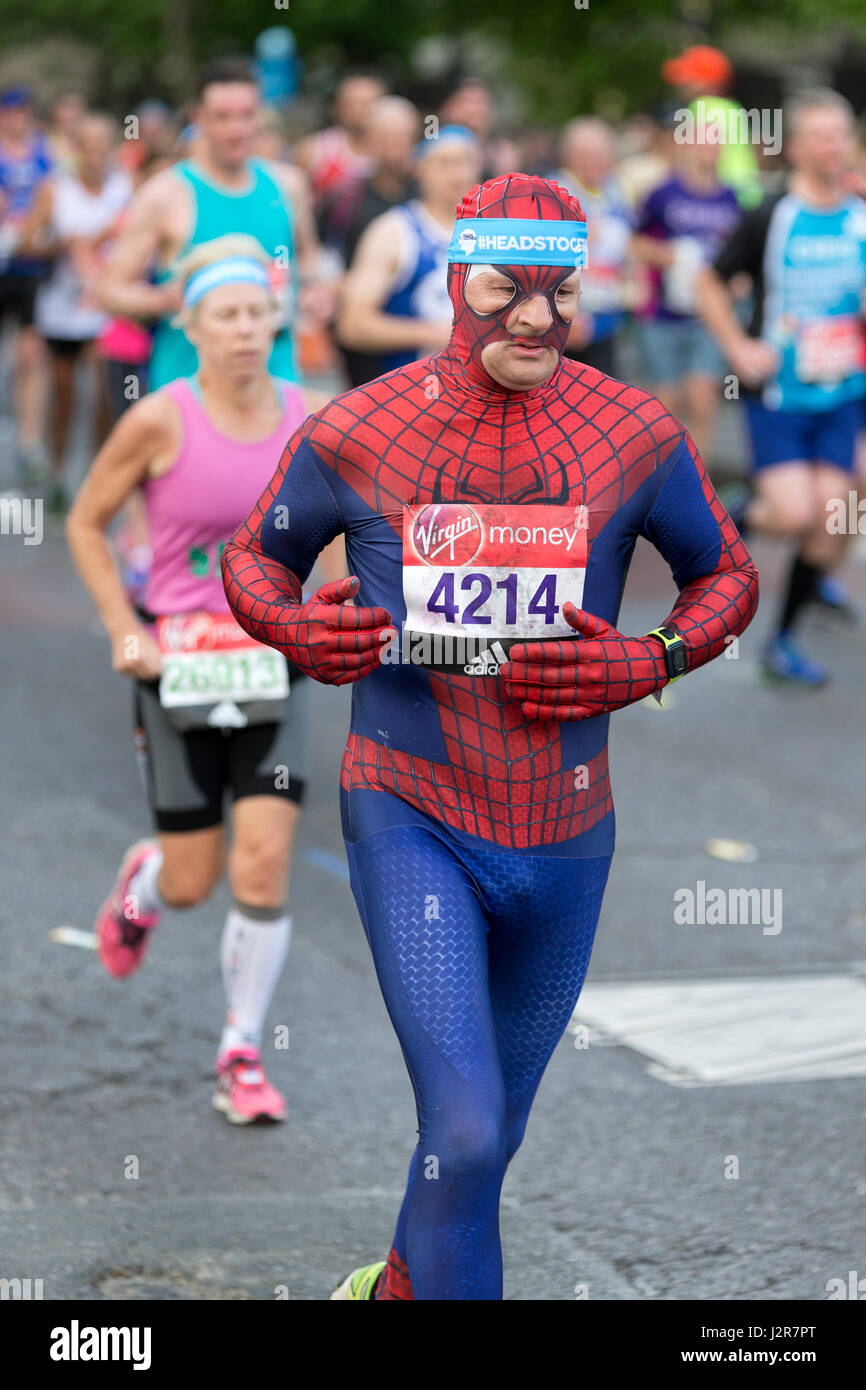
[{"left": 638, "top": 175, "right": 741, "bottom": 321}]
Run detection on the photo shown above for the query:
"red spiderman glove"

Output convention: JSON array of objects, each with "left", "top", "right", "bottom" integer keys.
[
  {"left": 499, "top": 602, "right": 670, "bottom": 720},
  {"left": 277, "top": 575, "right": 393, "bottom": 686}
]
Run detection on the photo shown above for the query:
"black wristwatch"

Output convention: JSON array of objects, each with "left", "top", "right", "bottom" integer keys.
[{"left": 646, "top": 625, "right": 688, "bottom": 681}]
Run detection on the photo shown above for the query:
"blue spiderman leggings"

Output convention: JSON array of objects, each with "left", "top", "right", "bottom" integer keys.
[{"left": 341, "top": 787, "right": 613, "bottom": 1301}]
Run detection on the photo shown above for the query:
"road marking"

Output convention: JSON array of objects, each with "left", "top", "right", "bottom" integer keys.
[
  {"left": 573, "top": 974, "right": 866, "bottom": 1086},
  {"left": 302, "top": 848, "right": 350, "bottom": 883},
  {"left": 50, "top": 926, "right": 97, "bottom": 950},
  {"left": 705, "top": 836, "right": 759, "bottom": 863}
]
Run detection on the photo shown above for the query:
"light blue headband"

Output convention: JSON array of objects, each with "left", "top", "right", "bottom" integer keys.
[
  {"left": 183, "top": 257, "right": 272, "bottom": 308},
  {"left": 413, "top": 123, "right": 480, "bottom": 162},
  {"left": 447, "top": 217, "right": 588, "bottom": 268}
]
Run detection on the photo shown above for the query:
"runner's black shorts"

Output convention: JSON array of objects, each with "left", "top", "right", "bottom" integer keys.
[
  {"left": 0, "top": 273, "right": 42, "bottom": 327},
  {"left": 133, "top": 672, "right": 310, "bottom": 833},
  {"left": 43, "top": 335, "right": 91, "bottom": 357}
]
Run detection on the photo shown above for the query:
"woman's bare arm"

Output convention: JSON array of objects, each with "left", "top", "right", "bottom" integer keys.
[{"left": 66, "top": 393, "right": 180, "bottom": 676}]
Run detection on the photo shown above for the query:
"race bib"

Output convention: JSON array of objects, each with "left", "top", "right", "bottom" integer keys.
[
  {"left": 795, "top": 315, "right": 865, "bottom": 383},
  {"left": 662, "top": 237, "right": 705, "bottom": 316},
  {"left": 157, "top": 612, "right": 288, "bottom": 727},
  {"left": 401, "top": 502, "right": 588, "bottom": 675}
]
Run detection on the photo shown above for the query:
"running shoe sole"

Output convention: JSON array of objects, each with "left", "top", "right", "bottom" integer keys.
[
  {"left": 211, "top": 1089, "right": 287, "bottom": 1125},
  {"left": 95, "top": 838, "right": 160, "bottom": 978},
  {"left": 759, "top": 667, "right": 827, "bottom": 689}
]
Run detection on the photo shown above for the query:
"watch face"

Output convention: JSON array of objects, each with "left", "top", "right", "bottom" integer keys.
[{"left": 672, "top": 646, "right": 687, "bottom": 676}]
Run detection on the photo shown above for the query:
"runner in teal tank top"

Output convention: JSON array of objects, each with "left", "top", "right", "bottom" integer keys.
[
  {"left": 149, "top": 157, "right": 298, "bottom": 387},
  {"left": 100, "top": 60, "right": 324, "bottom": 392}
]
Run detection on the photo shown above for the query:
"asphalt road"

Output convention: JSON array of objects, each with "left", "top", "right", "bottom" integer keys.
[{"left": 1, "top": 385, "right": 865, "bottom": 1301}]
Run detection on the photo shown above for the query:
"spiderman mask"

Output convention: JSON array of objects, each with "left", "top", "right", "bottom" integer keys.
[{"left": 445, "top": 173, "right": 588, "bottom": 380}]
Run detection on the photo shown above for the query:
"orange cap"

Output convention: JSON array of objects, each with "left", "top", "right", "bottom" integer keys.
[{"left": 662, "top": 45, "right": 733, "bottom": 91}]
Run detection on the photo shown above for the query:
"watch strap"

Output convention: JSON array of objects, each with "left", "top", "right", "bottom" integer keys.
[{"left": 646, "top": 626, "right": 688, "bottom": 682}]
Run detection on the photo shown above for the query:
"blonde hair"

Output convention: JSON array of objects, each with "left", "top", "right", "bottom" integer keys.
[{"left": 172, "top": 234, "right": 277, "bottom": 329}]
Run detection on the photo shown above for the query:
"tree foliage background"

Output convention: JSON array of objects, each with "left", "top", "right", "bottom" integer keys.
[{"left": 1, "top": 0, "right": 865, "bottom": 119}]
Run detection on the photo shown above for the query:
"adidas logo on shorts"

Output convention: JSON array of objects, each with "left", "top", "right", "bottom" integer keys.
[
  {"left": 207, "top": 701, "right": 249, "bottom": 729},
  {"left": 463, "top": 641, "right": 509, "bottom": 676}
]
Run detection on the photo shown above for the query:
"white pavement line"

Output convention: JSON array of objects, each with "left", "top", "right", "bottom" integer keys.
[
  {"left": 573, "top": 975, "right": 866, "bottom": 1087},
  {"left": 50, "top": 926, "right": 97, "bottom": 950}
]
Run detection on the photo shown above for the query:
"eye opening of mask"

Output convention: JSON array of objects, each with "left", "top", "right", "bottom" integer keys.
[
  {"left": 551, "top": 269, "right": 582, "bottom": 321},
  {"left": 464, "top": 263, "right": 518, "bottom": 316},
  {"left": 464, "top": 263, "right": 582, "bottom": 326}
]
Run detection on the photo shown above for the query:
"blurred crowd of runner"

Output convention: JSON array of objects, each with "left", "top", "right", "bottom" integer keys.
[{"left": 3, "top": 41, "right": 866, "bottom": 677}]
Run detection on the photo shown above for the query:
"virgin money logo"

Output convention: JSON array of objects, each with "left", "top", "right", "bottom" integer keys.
[
  {"left": 412, "top": 503, "right": 482, "bottom": 565},
  {"left": 158, "top": 614, "right": 213, "bottom": 652},
  {"left": 158, "top": 614, "right": 241, "bottom": 652}
]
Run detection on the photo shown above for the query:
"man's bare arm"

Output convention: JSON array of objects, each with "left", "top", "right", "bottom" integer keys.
[
  {"left": 272, "top": 161, "right": 320, "bottom": 277},
  {"left": 629, "top": 232, "right": 675, "bottom": 270},
  {"left": 98, "top": 170, "right": 187, "bottom": 320},
  {"left": 271, "top": 159, "right": 339, "bottom": 322},
  {"left": 337, "top": 213, "right": 451, "bottom": 353},
  {"left": 695, "top": 266, "right": 778, "bottom": 385}
]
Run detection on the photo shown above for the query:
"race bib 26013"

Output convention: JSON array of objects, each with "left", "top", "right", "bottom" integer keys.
[{"left": 156, "top": 611, "right": 288, "bottom": 711}]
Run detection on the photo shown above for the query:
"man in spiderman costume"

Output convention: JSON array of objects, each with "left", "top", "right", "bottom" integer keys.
[{"left": 223, "top": 174, "right": 759, "bottom": 1301}]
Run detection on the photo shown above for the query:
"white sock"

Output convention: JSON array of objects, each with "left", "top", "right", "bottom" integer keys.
[
  {"left": 126, "top": 847, "right": 165, "bottom": 918},
  {"left": 219, "top": 903, "right": 291, "bottom": 1057}
]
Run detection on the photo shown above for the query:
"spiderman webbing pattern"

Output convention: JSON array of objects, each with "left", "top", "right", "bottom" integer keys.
[{"left": 223, "top": 350, "right": 758, "bottom": 851}]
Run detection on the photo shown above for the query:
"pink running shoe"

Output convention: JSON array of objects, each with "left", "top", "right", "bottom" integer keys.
[
  {"left": 94, "top": 840, "right": 161, "bottom": 979},
  {"left": 213, "top": 1049, "right": 287, "bottom": 1125}
]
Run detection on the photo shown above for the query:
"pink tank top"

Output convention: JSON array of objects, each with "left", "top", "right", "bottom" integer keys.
[{"left": 143, "top": 376, "right": 307, "bottom": 616}]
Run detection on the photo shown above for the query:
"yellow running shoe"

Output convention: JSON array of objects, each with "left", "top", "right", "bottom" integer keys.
[{"left": 330, "top": 1260, "right": 387, "bottom": 1301}]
